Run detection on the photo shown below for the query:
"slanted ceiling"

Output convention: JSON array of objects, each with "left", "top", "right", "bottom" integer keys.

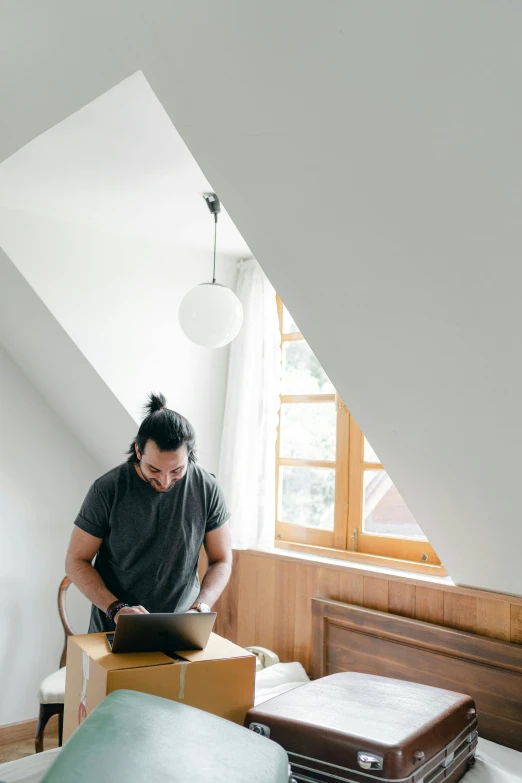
[
  {"left": 0, "top": 249, "right": 136, "bottom": 472},
  {"left": 1, "top": 2, "right": 521, "bottom": 594}
]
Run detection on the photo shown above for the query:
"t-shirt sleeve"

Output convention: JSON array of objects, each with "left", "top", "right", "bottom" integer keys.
[
  {"left": 205, "top": 480, "right": 231, "bottom": 533},
  {"left": 74, "top": 482, "right": 110, "bottom": 539}
]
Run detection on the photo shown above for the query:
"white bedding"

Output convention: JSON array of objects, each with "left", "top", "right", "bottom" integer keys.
[
  {"left": 0, "top": 748, "right": 60, "bottom": 783},
  {"left": 254, "top": 661, "right": 310, "bottom": 705},
  {"left": 471, "top": 738, "right": 522, "bottom": 783},
  {"left": 0, "top": 738, "right": 520, "bottom": 783}
]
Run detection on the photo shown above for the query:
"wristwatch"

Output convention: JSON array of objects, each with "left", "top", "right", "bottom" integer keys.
[{"left": 195, "top": 602, "right": 211, "bottom": 613}]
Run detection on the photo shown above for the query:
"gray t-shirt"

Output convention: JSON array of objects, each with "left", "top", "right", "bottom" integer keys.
[{"left": 74, "top": 460, "right": 230, "bottom": 633}]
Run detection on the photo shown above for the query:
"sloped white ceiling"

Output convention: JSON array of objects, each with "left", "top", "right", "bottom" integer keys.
[
  {"left": 0, "top": 248, "right": 136, "bottom": 471},
  {"left": 1, "top": 2, "right": 522, "bottom": 593},
  {"left": 0, "top": 71, "right": 250, "bottom": 254}
]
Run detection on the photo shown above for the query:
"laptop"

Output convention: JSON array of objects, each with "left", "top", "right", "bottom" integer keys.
[{"left": 106, "top": 612, "right": 216, "bottom": 655}]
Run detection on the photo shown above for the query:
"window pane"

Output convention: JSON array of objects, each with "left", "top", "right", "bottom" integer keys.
[
  {"left": 279, "top": 466, "right": 335, "bottom": 530},
  {"left": 282, "top": 305, "right": 299, "bottom": 334},
  {"left": 364, "top": 437, "right": 381, "bottom": 464},
  {"left": 363, "top": 470, "right": 427, "bottom": 540},
  {"left": 282, "top": 341, "right": 335, "bottom": 395},
  {"left": 280, "top": 402, "right": 336, "bottom": 461}
]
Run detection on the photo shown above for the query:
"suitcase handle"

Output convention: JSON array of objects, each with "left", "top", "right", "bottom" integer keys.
[
  {"left": 358, "top": 752, "right": 384, "bottom": 771},
  {"left": 249, "top": 722, "right": 271, "bottom": 738}
]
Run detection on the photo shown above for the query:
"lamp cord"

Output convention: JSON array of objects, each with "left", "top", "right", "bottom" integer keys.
[{"left": 212, "top": 214, "right": 218, "bottom": 284}]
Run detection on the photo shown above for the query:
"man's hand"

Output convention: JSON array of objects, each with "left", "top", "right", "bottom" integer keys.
[{"left": 114, "top": 605, "right": 148, "bottom": 623}]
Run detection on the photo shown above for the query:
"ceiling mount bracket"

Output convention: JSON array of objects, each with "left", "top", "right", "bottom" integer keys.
[{"left": 203, "top": 192, "right": 221, "bottom": 219}]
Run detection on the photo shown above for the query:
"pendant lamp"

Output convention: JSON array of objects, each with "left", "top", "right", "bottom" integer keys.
[{"left": 178, "top": 194, "right": 243, "bottom": 348}]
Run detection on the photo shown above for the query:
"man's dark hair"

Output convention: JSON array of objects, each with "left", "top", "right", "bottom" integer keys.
[{"left": 127, "top": 392, "right": 197, "bottom": 464}]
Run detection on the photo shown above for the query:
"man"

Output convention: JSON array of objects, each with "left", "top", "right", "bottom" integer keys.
[{"left": 66, "top": 393, "right": 232, "bottom": 632}]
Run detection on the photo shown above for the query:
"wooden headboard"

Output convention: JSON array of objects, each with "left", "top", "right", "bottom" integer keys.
[{"left": 312, "top": 597, "right": 522, "bottom": 753}]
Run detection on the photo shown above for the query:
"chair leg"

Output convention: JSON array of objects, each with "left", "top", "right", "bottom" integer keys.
[
  {"left": 35, "top": 703, "right": 59, "bottom": 753},
  {"left": 58, "top": 709, "right": 64, "bottom": 747}
]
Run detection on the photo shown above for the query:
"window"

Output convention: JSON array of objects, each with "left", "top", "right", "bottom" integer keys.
[{"left": 275, "top": 297, "right": 443, "bottom": 573}]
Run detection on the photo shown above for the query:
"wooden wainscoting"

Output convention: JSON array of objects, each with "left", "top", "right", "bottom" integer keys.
[{"left": 210, "top": 550, "right": 522, "bottom": 674}]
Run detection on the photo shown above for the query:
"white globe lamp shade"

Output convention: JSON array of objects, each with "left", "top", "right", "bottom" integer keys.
[{"left": 179, "top": 282, "right": 243, "bottom": 348}]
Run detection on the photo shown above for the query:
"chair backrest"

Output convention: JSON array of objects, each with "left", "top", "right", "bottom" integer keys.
[{"left": 58, "top": 576, "right": 74, "bottom": 668}]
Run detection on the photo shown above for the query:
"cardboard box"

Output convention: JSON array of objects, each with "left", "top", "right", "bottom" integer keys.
[{"left": 63, "top": 632, "right": 256, "bottom": 743}]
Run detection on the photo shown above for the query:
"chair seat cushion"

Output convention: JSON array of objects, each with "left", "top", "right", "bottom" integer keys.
[{"left": 38, "top": 668, "right": 66, "bottom": 705}]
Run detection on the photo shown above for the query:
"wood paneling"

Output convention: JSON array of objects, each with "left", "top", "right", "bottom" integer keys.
[
  {"left": 254, "top": 555, "right": 277, "bottom": 651},
  {"left": 443, "top": 593, "right": 478, "bottom": 634},
  {"left": 339, "top": 572, "right": 364, "bottom": 606},
  {"left": 363, "top": 577, "right": 389, "bottom": 612},
  {"left": 317, "top": 568, "right": 341, "bottom": 601},
  {"left": 273, "top": 560, "right": 297, "bottom": 662},
  {"left": 477, "top": 599, "right": 511, "bottom": 642},
  {"left": 511, "top": 605, "right": 522, "bottom": 644},
  {"left": 235, "top": 553, "right": 258, "bottom": 648},
  {"left": 294, "top": 565, "right": 319, "bottom": 674},
  {"left": 415, "top": 586, "right": 444, "bottom": 625},
  {"left": 388, "top": 581, "right": 416, "bottom": 618},
  {"left": 213, "top": 551, "right": 522, "bottom": 672}
]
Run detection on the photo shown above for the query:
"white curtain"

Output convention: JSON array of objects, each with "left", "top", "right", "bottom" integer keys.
[{"left": 219, "top": 259, "right": 281, "bottom": 550}]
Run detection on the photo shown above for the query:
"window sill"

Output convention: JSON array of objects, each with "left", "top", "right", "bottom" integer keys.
[
  {"left": 244, "top": 542, "right": 453, "bottom": 587},
  {"left": 275, "top": 540, "right": 448, "bottom": 579}
]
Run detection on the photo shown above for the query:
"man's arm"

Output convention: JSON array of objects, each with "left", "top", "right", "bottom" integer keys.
[
  {"left": 191, "top": 522, "right": 232, "bottom": 609},
  {"left": 65, "top": 527, "right": 147, "bottom": 620}
]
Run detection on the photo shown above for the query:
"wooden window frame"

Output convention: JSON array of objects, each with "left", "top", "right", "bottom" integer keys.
[{"left": 275, "top": 296, "right": 446, "bottom": 577}]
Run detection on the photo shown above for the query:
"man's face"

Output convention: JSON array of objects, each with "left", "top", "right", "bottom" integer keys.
[{"left": 135, "top": 440, "right": 189, "bottom": 493}]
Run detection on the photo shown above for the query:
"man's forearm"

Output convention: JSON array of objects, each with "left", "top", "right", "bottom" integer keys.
[
  {"left": 196, "top": 560, "right": 232, "bottom": 608},
  {"left": 66, "top": 558, "right": 117, "bottom": 613}
]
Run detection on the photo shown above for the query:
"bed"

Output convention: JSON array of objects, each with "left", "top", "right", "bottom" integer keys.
[
  {"left": 2, "top": 603, "right": 521, "bottom": 782},
  {"left": 312, "top": 597, "right": 522, "bottom": 778}
]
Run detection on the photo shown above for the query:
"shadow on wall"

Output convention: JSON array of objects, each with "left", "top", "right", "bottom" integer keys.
[
  {"left": 0, "top": 345, "right": 100, "bottom": 724},
  {"left": 0, "top": 585, "right": 19, "bottom": 724}
]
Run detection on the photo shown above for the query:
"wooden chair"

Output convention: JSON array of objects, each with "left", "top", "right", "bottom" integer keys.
[{"left": 35, "top": 576, "right": 74, "bottom": 753}]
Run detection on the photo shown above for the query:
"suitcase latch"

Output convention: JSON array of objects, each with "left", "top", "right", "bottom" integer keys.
[
  {"left": 249, "top": 722, "right": 271, "bottom": 738},
  {"left": 358, "top": 752, "right": 384, "bottom": 771}
]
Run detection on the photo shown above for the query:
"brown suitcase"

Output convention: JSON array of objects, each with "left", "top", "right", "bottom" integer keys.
[{"left": 246, "top": 672, "right": 478, "bottom": 783}]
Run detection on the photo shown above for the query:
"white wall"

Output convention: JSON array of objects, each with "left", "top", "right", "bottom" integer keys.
[
  {"left": 0, "top": 208, "right": 237, "bottom": 473},
  {"left": 0, "top": 345, "right": 95, "bottom": 725}
]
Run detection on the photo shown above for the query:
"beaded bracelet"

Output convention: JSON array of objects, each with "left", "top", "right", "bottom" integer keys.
[{"left": 106, "top": 599, "right": 129, "bottom": 622}]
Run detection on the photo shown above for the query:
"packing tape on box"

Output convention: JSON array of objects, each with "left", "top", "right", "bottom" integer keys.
[
  {"left": 178, "top": 662, "right": 188, "bottom": 699},
  {"left": 78, "top": 651, "right": 90, "bottom": 725}
]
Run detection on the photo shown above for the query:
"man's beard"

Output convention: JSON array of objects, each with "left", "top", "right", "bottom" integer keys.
[
  {"left": 148, "top": 475, "right": 178, "bottom": 493},
  {"left": 136, "top": 461, "right": 178, "bottom": 492}
]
